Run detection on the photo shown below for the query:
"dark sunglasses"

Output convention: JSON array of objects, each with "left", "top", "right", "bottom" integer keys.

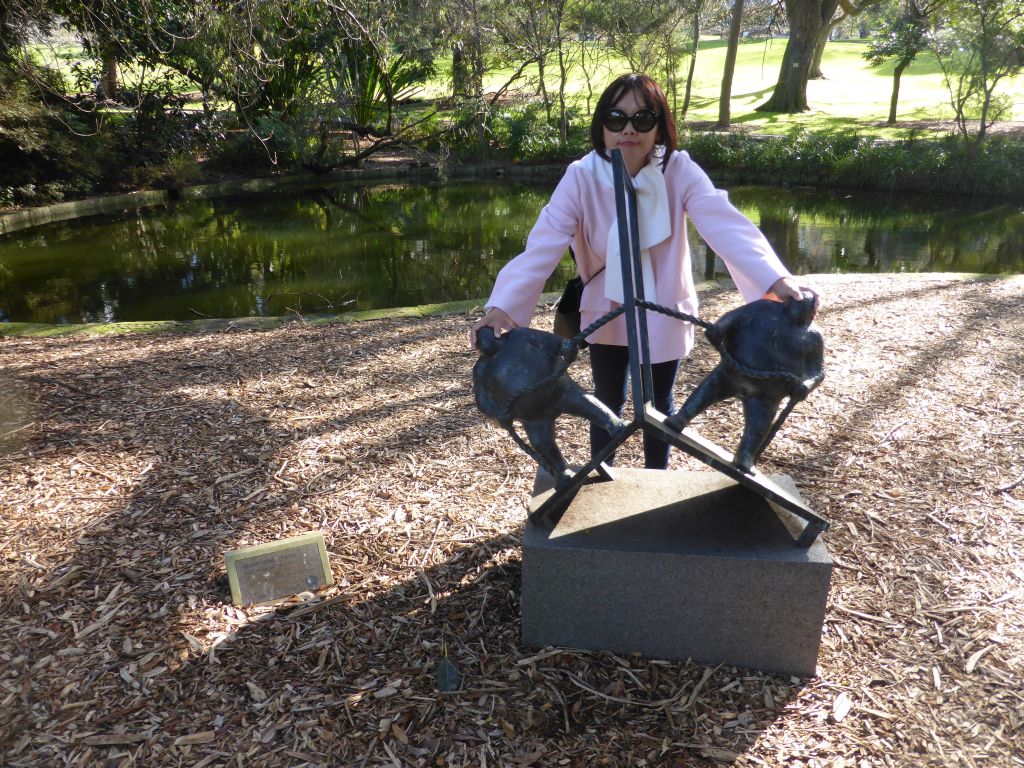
[{"left": 604, "top": 108, "right": 659, "bottom": 133}]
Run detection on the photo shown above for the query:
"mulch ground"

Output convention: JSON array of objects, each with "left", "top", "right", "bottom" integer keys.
[{"left": 1, "top": 273, "right": 1022, "bottom": 768}]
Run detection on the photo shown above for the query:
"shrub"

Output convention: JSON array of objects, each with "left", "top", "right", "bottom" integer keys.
[
  {"left": 160, "top": 153, "right": 202, "bottom": 188},
  {"left": 424, "top": 99, "right": 587, "bottom": 164},
  {"left": 0, "top": 63, "right": 114, "bottom": 205},
  {"left": 683, "top": 128, "right": 1024, "bottom": 202}
]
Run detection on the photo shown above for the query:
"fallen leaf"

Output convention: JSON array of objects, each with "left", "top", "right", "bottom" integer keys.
[
  {"left": 82, "top": 733, "right": 149, "bottom": 746},
  {"left": 435, "top": 656, "right": 461, "bottom": 692},
  {"left": 966, "top": 645, "right": 993, "bottom": 674},
  {"left": 246, "top": 680, "right": 268, "bottom": 702},
  {"left": 832, "top": 692, "right": 854, "bottom": 723},
  {"left": 391, "top": 722, "right": 409, "bottom": 744},
  {"left": 174, "top": 731, "right": 215, "bottom": 746}
]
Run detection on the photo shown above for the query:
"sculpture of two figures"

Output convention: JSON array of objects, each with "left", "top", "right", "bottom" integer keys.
[{"left": 473, "top": 295, "right": 824, "bottom": 482}]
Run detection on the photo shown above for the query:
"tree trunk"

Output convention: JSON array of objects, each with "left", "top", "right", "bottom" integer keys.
[
  {"left": 579, "top": 30, "right": 595, "bottom": 114},
  {"left": 757, "top": 0, "right": 841, "bottom": 113},
  {"left": 469, "top": 14, "right": 487, "bottom": 156},
  {"left": 978, "top": 86, "right": 992, "bottom": 141},
  {"left": 537, "top": 57, "right": 551, "bottom": 122},
  {"left": 887, "top": 60, "right": 908, "bottom": 124},
  {"left": 100, "top": 51, "right": 120, "bottom": 100},
  {"left": 704, "top": 248, "right": 716, "bottom": 280},
  {"left": 811, "top": 0, "right": 885, "bottom": 78},
  {"left": 452, "top": 42, "right": 470, "bottom": 97},
  {"left": 681, "top": 4, "right": 702, "bottom": 117},
  {"left": 808, "top": 20, "right": 835, "bottom": 79},
  {"left": 556, "top": 13, "right": 568, "bottom": 144},
  {"left": 718, "top": 0, "right": 745, "bottom": 127}
]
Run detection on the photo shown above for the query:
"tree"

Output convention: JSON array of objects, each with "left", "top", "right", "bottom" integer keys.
[
  {"left": 1, "top": 0, "right": 57, "bottom": 68},
  {"left": 551, "top": 0, "right": 575, "bottom": 143},
  {"left": 494, "top": 0, "right": 561, "bottom": 120},
  {"left": 718, "top": 0, "right": 746, "bottom": 126},
  {"left": 756, "top": 0, "right": 842, "bottom": 113},
  {"left": 929, "top": 0, "right": 1024, "bottom": 142},
  {"left": 597, "top": 0, "right": 692, "bottom": 115},
  {"left": 681, "top": 0, "right": 708, "bottom": 116},
  {"left": 572, "top": 5, "right": 610, "bottom": 115},
  {"left": 808, "top": 0, "right": 886, "bottom": 79},
  {"left": 443, "top": 0, "right": 498, "bottom": 153},
  {"left": 863, "top": 0, "right": 932, "bottom": 124}
]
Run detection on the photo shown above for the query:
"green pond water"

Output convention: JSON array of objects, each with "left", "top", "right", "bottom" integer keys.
[{"left": 1, "top": 181, "right": 1022, "bottom": 325}]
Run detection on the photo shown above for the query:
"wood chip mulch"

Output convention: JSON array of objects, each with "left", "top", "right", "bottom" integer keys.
[{"left": 1, "top": 274, "right": 1022, "bottom": 768}]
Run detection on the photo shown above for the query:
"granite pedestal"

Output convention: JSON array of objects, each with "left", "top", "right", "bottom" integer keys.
[{"left": 522, "top": 469, "right": 832, "bottom": 677}]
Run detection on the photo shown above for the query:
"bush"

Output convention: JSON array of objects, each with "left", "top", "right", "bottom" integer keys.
[
  {"left": 159, "top": 152, "right": 202, "bottom": 188},
  {"left": 424, "top": 99, "right": 587, "bottom": 164},
  {"left": 205, "top": 128, "right": 278, "bottom": 172},
  {"left": 0, "top": 63, "right": 114, "bottom": 205},
  {"left": 683, "top": 128, "right": 1024, "bottom": 201}
]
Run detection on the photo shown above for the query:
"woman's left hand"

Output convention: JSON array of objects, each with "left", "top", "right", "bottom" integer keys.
[{"left": 765, "top": 277, "right": 820, "bottom": 315}]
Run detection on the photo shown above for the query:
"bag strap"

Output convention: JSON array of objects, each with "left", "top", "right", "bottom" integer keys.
[
  {"left": 569, "top": 246, "right": 605, "bottom": 286},
  {"left": 582, "top": 265, "right": 605, "bottom": 286}
]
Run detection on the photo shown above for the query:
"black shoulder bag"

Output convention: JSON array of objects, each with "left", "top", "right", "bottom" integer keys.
[{"left": 553, "top": 248, "right": 604, "bottom": 345}]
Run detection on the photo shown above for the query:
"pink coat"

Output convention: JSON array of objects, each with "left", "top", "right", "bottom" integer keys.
[{"left": 486, "top": 149, "right": 791, "bottom": 363}]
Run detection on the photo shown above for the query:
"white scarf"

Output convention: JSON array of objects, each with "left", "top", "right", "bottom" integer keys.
[{"left": 582, "top": 148, "right": 671, "bottom": 303}]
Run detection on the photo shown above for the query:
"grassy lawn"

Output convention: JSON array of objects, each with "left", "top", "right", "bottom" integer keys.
[
  {"left": 682, "top": 38, "right": 1001, "bottom": 135},
  {"left": 29, "top": 35, "right": 1024, "bottom": 139},
  {"left": 473, "top": 37, "right": 1024, "bottom": 139}
]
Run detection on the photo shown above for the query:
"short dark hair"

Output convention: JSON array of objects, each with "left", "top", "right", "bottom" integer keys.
[{"left": 590, "top": 73, "right": 677, "bottom": 166}]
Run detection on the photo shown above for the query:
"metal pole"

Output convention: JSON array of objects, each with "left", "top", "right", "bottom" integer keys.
[{"left": 610, "top": 149, "right": 654, "bottom": 414}]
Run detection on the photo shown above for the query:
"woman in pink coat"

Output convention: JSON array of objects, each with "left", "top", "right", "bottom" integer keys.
[{"left": 471, "top": 73, "right": 816, "bottom": 469}]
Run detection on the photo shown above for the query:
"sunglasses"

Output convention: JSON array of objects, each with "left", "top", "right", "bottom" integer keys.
[{"left": 603, "top": 108, "right": 659, "bottom": 133}]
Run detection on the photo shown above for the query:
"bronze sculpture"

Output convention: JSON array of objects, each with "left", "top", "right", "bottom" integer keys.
[
  {"left": 473, "top": 326, "right": 627, "bottom": 488},
  {"left": 664, "top": 294, "right": 824, "bottom": 472},
  {"left": 473, "top": 295, "right": 823, "bottom": 478}
]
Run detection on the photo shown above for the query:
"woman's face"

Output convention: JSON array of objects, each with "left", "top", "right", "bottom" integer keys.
[{"left": 602, "top": 88, "right": 658, "bottom": 175}]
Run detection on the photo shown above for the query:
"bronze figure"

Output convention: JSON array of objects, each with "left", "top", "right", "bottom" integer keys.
[
  {"left": 473, "top": 326, "right": 627, "bottom": 488},
  {"left": 665, "top": 295, "right": 824, "bottom": 472}
]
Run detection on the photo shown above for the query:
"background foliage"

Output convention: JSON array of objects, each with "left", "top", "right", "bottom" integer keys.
[{"left": 1, "top": 0, "right": 1023, "bottom": 206}]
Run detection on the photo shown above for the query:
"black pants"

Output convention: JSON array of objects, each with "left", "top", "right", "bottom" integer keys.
[{"left": 588, "top": 343, "right": 679, "bottom": 469}]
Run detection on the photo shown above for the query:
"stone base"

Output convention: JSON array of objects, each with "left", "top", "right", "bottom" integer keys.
[{"left": 522, "top": 469, "right": 832, "bottom": 677}]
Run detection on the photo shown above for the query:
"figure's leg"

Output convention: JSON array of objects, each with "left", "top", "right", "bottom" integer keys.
[
  {"left": 588, "top": 344, "right": 629, "bottom": 465},
  {"left": 665, "top": 367, "right": 733, "bottom": 432},
  {"left": 522, "top": 418, "right": 570, "bottom": 486},
  {"left": 736, "top": 396, "right": 780, "bottom": 472},
  {"left": 561, "top": 389, "right": 628, "bottom": 436},
  {"left": 642, "top": 358, "right": 680, "bottom": 469}
]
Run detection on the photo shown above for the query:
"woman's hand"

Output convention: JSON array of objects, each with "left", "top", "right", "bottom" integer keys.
[
  {"left": 765, "top": 277, "right": 820, "bottom": 315},
  {"left": 469, "top": 306, "right": 518, "bottom": 349}
]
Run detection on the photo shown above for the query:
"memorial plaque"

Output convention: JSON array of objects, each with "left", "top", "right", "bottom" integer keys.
[{"left": 225, "top": 531, "right": 333, "bottom": 606}]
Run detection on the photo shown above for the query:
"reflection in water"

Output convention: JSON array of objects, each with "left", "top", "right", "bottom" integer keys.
[
  {"left": 721, "top": 186, "right": 1024, "bottom": 276},
  {"left": 1, "top": 181, "right": 1022, "bottom": 324}
]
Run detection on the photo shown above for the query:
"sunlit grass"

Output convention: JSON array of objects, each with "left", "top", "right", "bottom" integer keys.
[
  {"left": 472, "top": 38, "right": 1023, "bottom": 139},
  {"left": 27, "top": 35, "right": 1024, "bottom": 138}
]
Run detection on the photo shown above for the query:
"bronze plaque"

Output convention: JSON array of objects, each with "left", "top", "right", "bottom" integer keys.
[{"left": 225, "top": 531, "right": 333, "bottom": 606}]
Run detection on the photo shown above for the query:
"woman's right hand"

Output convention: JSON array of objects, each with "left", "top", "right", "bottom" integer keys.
[{"left": 469, "top": 307, "right": 518, "bottom": 349}]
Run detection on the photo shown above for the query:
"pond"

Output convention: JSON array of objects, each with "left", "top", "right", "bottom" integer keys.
[{"left": 1, "top": 181, "right": 1022, "bottom": 325}]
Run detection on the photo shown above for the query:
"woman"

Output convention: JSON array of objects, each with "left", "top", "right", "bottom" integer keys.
[{"left": 471, "top": 73, "right": 815, "bottom": 469}]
